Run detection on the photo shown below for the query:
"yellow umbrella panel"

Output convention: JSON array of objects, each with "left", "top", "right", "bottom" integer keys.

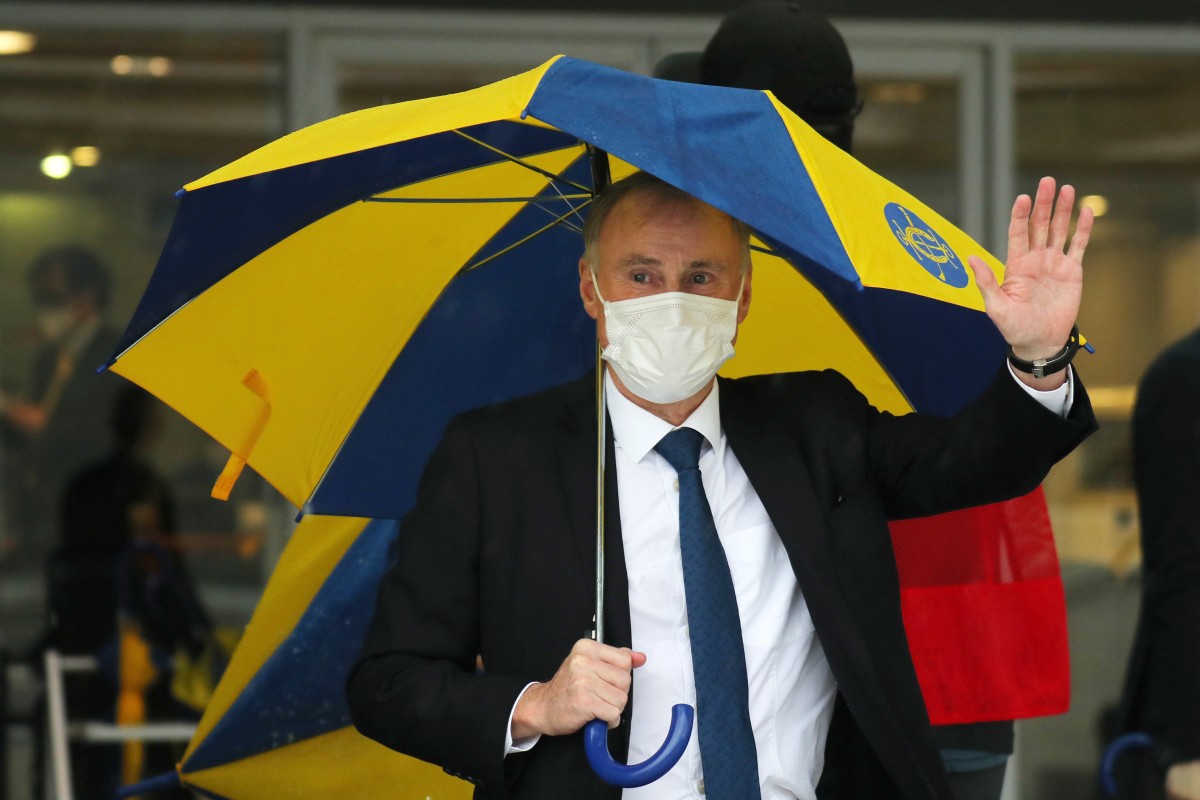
[{"left": 170, "top": 514, "right": 470, "bottom": 799}]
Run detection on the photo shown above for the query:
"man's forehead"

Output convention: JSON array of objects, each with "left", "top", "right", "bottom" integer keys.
[{"left": 611, "top": 189, "right": 721, "bottom": 221}]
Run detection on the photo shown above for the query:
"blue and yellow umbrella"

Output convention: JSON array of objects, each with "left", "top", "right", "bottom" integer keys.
[
  {"left": 109, "top": 55, "right": 1052, "bottom": 795},
  {"left": 107, "top": 54, "right": 1010, "bottom": 523}
]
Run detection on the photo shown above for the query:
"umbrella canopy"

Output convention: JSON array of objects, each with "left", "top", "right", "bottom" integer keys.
[
  {"left": 106, "top": 54, "right": 1008, "bottom": 525},
  {"left": 149, "top": 513, "right": 472, "bottom": 798}
]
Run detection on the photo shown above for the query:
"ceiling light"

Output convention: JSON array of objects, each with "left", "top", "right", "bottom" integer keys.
[
  {"left": 1080, "top": 195, "right": 1109, "bottom": 217},
  {"left": 147, "top": 56, "right": 173, "bottom": 77},
  {"left": 41, "top": 154, "right": 72, "bottom": 180},
  {"left": 70, "top": 146, "right": 100, "bottom": 167},
  {"left": 0, "top": 31, "right": 36, "bottom": 56},
  {"left": 110, "top": 54, "right": 175, "bottom": 77}
]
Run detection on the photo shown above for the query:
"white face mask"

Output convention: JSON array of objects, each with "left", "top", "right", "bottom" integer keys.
[
  {"left": 592, "top": 273, "right": 742, "bottom": 405},
  {"left": 36, "top": 306, "right": 74, "bottom": 342}
]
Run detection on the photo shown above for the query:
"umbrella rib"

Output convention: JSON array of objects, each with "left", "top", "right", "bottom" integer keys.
[
  {"left": 451, "top": 129, "right": 593, "bottom": 194},
  {"left": 528, "top": 193, "right": 587, "bottom": 234},
  {"left": 462, "top": 201, "right": 592, "bottom": 274},
  {"left": 546, "top": 177, "right": 591, "bottom": 229},
  {"left": 365, "top": 194, "right": 591, "bottom": 204}
]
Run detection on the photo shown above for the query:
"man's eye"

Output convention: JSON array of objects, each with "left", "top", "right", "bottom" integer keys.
[
  {"left": 690, "top": 273, "right": 710, "bottom": 284},
  {"left": 632, "top": 273, "right": 649, "bottom": 284}
]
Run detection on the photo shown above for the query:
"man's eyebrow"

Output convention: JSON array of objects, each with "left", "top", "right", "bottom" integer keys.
[{"left": 616, "top": 254, "right": 730, "bottom": 270}]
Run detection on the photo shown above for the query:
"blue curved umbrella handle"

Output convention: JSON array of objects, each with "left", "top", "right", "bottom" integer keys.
[
  {"left": 1099, "top": 732, "right": 1157, "bottom": 798},
  {"left": 584, "top": 703, "right": 694, "bottom": 787}
]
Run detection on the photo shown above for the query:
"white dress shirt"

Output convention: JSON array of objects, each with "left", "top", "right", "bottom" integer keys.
[
  {"left": 607, "top": 372, "right": 835, "bottom": 800},
  {"left": 505, "top": 365, "right": 1075, "bottom": 800}
]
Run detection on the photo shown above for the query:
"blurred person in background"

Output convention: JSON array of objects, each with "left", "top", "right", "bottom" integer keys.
[
  {"left": 653, "top": 1, "right": 859, "bottom": 152},
  {"left": 44, "top": 382, "right": 212, "bottom": 800},
  {"left": 1115, "top": 328, "right": 1200, "bottom": 800},
  {"left": 1, "top": 245, "right": 121, "bottom": 564}
]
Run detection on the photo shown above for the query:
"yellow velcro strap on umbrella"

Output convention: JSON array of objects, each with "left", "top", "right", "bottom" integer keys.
[{"left": 212, "top": 369, "right": 271, "bottom": 501}]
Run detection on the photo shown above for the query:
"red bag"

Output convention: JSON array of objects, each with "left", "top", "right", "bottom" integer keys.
[{"left": 889, "top": 487, "right": 1070, "bottom": 724}]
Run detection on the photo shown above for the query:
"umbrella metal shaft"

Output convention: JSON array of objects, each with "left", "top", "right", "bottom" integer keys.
[
  {"left": 590, "top": 145, "right": 611, "bottom": 646},
  {"left": 594, "top": 339, "right": 607, "bottom": 644}
]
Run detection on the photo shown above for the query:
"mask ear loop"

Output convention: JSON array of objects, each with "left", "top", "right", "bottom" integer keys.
[{"left": 589, "top": 269, "right": 609, "bottom": 307}]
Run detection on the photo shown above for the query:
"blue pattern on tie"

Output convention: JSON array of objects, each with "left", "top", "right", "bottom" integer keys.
[{"left": 655, "top": 427, "right": 762, "bottom": 800}]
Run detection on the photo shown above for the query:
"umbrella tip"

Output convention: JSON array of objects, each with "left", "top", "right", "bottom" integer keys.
[{"left": 175, "top": 188, "right": 187, "bottom": 199}]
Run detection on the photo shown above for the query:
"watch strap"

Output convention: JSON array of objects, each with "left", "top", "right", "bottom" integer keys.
[{"left": 1007, "top": 325, "right": 1082, "bottom": 379}]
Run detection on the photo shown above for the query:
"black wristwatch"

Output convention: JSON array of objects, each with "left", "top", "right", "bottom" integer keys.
[{"left": 1007, "top": 325, "right": 1083, "bottom": 379}]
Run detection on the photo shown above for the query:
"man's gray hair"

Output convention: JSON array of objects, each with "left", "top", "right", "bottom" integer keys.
[{"left": 581, "top": 171, "right": 753, "bottom": 273}]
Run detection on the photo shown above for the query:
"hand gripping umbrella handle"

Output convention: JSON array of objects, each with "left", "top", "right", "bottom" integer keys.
[
  {"left": 1099, "top": 732, "right": 1157, "bottom": 798},
  {"left": 584, "top": 703, "right": 694, "bottom": 787}
]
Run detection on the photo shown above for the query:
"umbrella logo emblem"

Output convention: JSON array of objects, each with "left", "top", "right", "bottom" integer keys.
[{"left": 884, "top": 202, "right": 969, "bottom": 288}]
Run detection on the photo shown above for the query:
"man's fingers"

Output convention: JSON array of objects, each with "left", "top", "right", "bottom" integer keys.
[
  {"left": 968, "top": 256, "right": 1002, "bottom": 310},
  {"left": 561, "top": 639, "right": 643, "bottom": 710},
  {"left": 1047, "top": 183, "right": 1076, "bottom": 252},
  {"left": 588, "top": 680, "right": 631, "bottom": 713},
  {"left": 1067, "top": 206, "right": 1094, "bottom": 263},
  {"left": 1028, "top": 176, "right": 1056, "bottom": 249},
  {"left": 1006, "top": 194, "right": 1032, "bottom": 262},
  {"left": 586, "top": 659, "right": 635, "bottom": 692},
  {"left": 572, "top": 640, "right": 644, "bottom": 670}
]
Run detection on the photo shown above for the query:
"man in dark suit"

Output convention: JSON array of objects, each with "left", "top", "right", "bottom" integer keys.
[
  {"left": 652, "top": 5, "right": 1039, "bottom": 796},
  {"left": 348, "top": 171, "right": 1097, "bottom": 799},
  {"left": 1116, "top": 328, "right": 1200, "bottom": 800}
]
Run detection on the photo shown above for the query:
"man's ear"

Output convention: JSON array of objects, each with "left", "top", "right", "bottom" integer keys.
[
  {"left": 736, "top": 264, "right": 752, "bottom": 325},
  {"left": 579, "top": 259, "right": 600, "bottom": 321}
]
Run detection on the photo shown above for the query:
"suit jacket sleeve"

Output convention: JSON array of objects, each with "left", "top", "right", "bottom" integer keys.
[
  {"left": 831, "top": 364, "right": 1096, "bottom": 520},
  {"left": 1131, "top": 345, "right": 1200, "bottom": 763},
  {"left": 346, "top": 414, "right": 527, "bottom": 791}
]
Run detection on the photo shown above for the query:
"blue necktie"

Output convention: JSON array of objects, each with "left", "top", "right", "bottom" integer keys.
[{"left": 655, "top": 428, "right": 762, "bottom": 800}]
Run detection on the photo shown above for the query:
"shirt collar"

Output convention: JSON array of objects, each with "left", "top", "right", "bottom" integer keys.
[{"left": 604, "top": 370, "right": 723, "bottom": 463}]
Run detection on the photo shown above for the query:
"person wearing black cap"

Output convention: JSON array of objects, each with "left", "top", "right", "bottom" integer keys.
[
  {"left": 654, "top": 4, "right": 1013, "bottom": 800},
  {"left": 653, "top": 1, "right": 861, "bottom": 152}
]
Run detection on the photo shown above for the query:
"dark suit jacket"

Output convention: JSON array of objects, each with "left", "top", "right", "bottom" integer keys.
[
  {"left": 348, "top": 364, "right": 1096, "bottom": 799},
  {"left": 1117, "top": 329, "right": 1200, "bottom": 769}
]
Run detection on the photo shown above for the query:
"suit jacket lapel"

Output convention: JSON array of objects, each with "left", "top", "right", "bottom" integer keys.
[
  {"left": 721, "top": 377, "right": 940, "bottom": 798},
  {"left": 719, "top": 377, "right": 833, "bottom": 600},
  {"left": 718, "top": 378, "right": 882, "bottom": 695}
]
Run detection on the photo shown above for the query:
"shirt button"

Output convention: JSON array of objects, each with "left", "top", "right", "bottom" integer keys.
[
  {"left": 674, "top": 478, "right": 680, "bottom": 491},
  {"left": 697, "top": 778, "right": 705, "bottom": 794}
]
